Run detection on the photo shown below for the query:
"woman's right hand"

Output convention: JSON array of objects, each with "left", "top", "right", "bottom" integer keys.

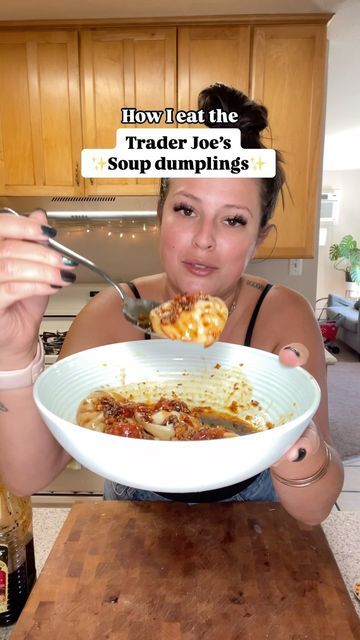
[{"left": 0, "top": 209, "right": 77, "bottom": 368}]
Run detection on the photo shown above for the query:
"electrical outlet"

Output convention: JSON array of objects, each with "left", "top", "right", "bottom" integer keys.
[{"left": 289, "top": 259, "right": 303, "bottom": 276}]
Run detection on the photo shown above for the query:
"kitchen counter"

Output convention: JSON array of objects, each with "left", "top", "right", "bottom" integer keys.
[{"left": 1, "top": 506, "right": 359, "bottom": 638}]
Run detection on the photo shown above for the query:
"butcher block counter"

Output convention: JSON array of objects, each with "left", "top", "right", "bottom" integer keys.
[{"left": 0, "top": 502, "right": 358, "bottom": 640}]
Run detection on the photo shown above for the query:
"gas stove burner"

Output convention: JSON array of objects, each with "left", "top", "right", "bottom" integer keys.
[{"left": 41, "top": 331, "right": 68, "bottom": 355}]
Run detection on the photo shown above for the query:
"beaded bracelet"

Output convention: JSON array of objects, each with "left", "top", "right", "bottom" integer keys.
[{"left": 271, "top": 443, "right": 332, "bottom": 487}]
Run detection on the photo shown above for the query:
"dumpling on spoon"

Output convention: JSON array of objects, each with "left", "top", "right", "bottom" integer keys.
[{"left": 149, "top": 292, "right": 228, "bottom": 347}]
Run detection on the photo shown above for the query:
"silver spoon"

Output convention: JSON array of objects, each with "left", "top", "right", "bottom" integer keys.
[{"left": 0, "top": 207, "right": 160, "bottom": 334}]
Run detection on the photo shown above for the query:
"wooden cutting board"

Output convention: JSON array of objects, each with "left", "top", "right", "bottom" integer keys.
[{"left": 12, "top": 502, "right": 359, "bottom": 640}]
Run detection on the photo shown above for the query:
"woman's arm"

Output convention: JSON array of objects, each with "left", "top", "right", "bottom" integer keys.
[
  {"left": 265, "top": 287, "right": 344, "bottom": 524},
  {"left": 0, "top": 385, "right": 72, "bottom": 495},
  {"left": 0, "top": 286, "right": 136, "bottom": 495},
  {"left": 271, "top": 435, "right": 343, "bottom": 526}
]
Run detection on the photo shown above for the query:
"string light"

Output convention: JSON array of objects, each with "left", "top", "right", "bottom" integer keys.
[{"left": 57, "top": 219, "right": 159, "bottom": 243}]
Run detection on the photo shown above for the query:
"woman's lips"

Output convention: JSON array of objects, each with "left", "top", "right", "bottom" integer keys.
[{"left": 183, "top": 261, "right": 217, "bottom": 276}]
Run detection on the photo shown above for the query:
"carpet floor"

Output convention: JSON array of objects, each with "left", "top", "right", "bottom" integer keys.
[{"left": 327, "top": 362, "right": 360, "bottom": 459}]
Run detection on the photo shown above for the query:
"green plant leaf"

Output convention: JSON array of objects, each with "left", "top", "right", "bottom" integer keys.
[
  {"left": 350, "top": 264, "right": 360, "bottom": 285},
  {"left": 329, "top": 234, "right": 360, "bottom": 279}
]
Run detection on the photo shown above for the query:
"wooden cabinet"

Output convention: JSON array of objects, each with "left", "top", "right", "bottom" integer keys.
[
  {"left": 0, "top": 19, "right": 329, "bottom": 257},
  {"left": 178, "top": 26, "right": 250, "bottom": 111},
  {"left": 80, "top": 27, "right": 176, "bottom": 195},
  {"left": 0, "top": 30, "right": 83, "bottom": 195},
  {"left": 251, "top": 24, "right": 327, "bottom": 258}
]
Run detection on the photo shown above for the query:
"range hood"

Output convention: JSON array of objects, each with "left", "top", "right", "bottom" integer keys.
[{"left": 0, "top": 195, "right": 158, "bottom": 220}]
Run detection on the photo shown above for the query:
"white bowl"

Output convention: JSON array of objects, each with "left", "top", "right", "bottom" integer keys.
[{"left": 33, "top": 341, "right": 320, "bottom": 493}]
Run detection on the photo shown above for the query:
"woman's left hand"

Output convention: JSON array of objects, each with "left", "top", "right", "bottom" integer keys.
[
  {"left": 272, "top": 420, "right": 322, "bottom": 467},
  {"left": 274, "top": 342, "right": 322, "bottom": 465}
]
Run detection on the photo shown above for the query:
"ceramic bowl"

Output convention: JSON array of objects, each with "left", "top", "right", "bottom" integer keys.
[{"left": 33, "top": 340, "right": 320, "bottom": 492}]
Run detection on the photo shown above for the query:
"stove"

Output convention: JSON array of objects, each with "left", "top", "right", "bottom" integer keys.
[{"left": 41, "top": 331, "right": 67, "bottom": 364}]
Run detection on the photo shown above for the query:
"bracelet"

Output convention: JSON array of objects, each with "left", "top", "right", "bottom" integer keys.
[
  {"left": 271, "top": 443, "right": 332, "bottom": 487},
  {"left": 0, "top": 338, "right": 45, "bottom": 390}
]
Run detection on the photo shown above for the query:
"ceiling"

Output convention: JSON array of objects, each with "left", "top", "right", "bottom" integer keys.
[{"left": 0, "top": 0, "right": 346, "bottom": 22}]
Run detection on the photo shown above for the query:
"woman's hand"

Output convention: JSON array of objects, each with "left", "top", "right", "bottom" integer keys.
[
  {"left": 0, "top": 210, "right": 77, "bottom": 368},
  {"left": 274, "top": 341, "right": 323, "bottom": 467},
  {"left": 278, "top": 342, "right": 309, "bottom": 368},
  {"left": 273, "top": 420, "right": 322, "bottom": 467}
]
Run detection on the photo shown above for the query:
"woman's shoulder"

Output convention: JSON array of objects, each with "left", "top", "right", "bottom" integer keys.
[
  {"left": 129, "top": 273, "right": 166, "bottom": 299},
  {"left": 242, "top": 274, "right": 311, "bottom": 309},
  {"left": 267, "top": 283, "right": 314, "bottom": 312}
]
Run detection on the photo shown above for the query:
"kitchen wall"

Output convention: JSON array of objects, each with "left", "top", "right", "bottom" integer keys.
[{"left": 55, "top": 220, "right": 162, "bottom": 284}]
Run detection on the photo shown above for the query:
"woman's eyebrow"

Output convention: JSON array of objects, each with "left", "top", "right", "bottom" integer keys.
[
  {"left": 223, "top": 204, "right": 253, "bottom": 217},
  {"left": 173, "top": 190, "right": 201, "bottom": 202}
]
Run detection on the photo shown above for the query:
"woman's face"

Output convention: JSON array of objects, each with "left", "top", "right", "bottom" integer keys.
[{"left": 159, "top": 178, "right": 265, "bottom": 300}]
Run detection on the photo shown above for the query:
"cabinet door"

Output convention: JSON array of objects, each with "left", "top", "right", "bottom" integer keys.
[
  {"left": 0, "top": 30, "right": 83, "bottom": 196},
  {"left": 251, "top": 24, "right": 327, "bottom": 258},
  {"left": 178, "top": 26, "right": 250, "bottom": 111},
  {"left": 81, "top": 27, "right": 176, "bottom": 195}
]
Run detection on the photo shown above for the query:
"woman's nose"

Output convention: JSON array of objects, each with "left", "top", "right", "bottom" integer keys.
[{"left": 192, "top": 221, "right": 216, "bottom": 250}]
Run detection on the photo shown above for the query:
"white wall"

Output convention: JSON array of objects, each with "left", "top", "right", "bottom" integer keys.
[
  {"left": 317, "top": 170, "right": 360, "bottom": 300},
  {"left": 316, "top": 0, "right": 360, "bottom": 302}
]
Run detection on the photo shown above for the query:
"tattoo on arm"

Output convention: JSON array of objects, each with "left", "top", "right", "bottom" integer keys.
[
  {"left": 0, "top": 401, "right": 8, "bottom": 413},
  {"left": 245, "top": 279, "right": 266, "bottom": 291}
]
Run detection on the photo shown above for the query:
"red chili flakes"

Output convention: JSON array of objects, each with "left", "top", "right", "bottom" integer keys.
[
  {"left": 160, "top": 291, "right": 207, "bottom": 325},
  {"left": 105, "top": 420, "right": 143, "bottom": 438}
]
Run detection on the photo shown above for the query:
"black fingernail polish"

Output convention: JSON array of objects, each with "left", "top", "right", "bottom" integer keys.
[
  {"left": 62, "top": 256, "right": 79, "bottom": 267},
  {"left": 41, "top": 224, "right": 57, "bottom": 238},
  {"left": 60, "top": 270, "right": 76, "bottom": 283},
  {"left": 50, "top": 284, "right": 62, "bottom": 289},
  {"left": 294, "top": 448, "right": 307, "bottom": 462},
  {"left": 284, "top": 346, "right": 301, "bottom": 358}
]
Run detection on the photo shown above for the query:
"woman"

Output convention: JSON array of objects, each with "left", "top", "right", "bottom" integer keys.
[{"left": 0, "top": 84, "right": 343, "bottom": 524}]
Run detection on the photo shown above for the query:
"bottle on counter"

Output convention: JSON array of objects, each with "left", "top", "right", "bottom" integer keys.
[
  {"left": 0, "top": 481, "right": 36, "bottom": 627},
  {"left": 17, "top": 496, "right": 36, "bottom": 593}
]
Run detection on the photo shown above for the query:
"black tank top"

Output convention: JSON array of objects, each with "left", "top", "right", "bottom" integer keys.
[{"left": 126, "top": 281, "right": 273, "bottom": 502}]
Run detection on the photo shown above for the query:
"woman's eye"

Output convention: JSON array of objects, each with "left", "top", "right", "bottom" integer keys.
[
  {"left": 173, "top": 203, "right": 195, "bottom": 217},
  {"left": 224, "top": 215, "right": 247, "bottom": 227}
]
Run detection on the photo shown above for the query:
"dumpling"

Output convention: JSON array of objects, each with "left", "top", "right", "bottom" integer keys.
[{"left": 149, "top": 292, "right": 228, "bottom": 347}]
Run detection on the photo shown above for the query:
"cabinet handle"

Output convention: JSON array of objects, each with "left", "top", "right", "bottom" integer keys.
[
  {"left": 90, "top": 178, "right": 94, "bottom": 185},
  {"left": 75, "top": 162, "right": 80, "bottom": 186}
]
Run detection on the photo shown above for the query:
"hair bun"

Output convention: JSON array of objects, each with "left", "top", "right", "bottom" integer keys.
[{"left": 198, "top": 83, "right": 268, "bottom": 146}]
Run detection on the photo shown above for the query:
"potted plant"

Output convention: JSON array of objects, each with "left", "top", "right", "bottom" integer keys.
[{"left": 329, "top": 234, "right": 360, "bottom": 286}]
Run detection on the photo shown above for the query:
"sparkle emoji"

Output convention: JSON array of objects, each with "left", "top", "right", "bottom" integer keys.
[
  {"left": 93, "top": 156, "right": 107, "bottom": 172},
  {"left": 251, "top": 156, "right": 266, "bottom": 171}
]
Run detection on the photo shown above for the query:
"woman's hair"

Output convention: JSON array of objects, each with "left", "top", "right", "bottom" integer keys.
[{"left": 158, "top": 82, "right": 286, "bottom": 228}]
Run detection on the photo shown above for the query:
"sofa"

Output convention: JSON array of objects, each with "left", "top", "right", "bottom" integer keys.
[{"left": 326, "top": 293, "right": 360, "bottom": 355}]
